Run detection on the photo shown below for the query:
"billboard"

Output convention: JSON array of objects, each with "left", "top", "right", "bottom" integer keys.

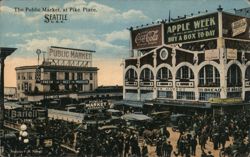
[
  {"left": 48, "top": 46, "right": 92, "bottom": 61},
  {"left": 222, "top": 12, "right": 250, "bottom": 40},
  {"left": 165, "top": 13, "right": 219, "bottom": 44},
  {"left": 131, "top": 25, "right": 162, "bottom": 50}
]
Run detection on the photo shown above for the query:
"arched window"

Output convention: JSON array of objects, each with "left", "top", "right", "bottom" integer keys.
[
  {"left": 140, "top": 68, "right": 153, "bottom": 81},
  {"left": 199, "top": 65, "right": 220, "bottom": 87},
  {"left": 245, "top": 66, "right": 250, "bottom": 80},
  {"left": 125, "top": 69, "right": 137, "bottom": 81},
  {"left": 157, "top": 67, "right": 172, "bottom": 81},
  {"left": 227, "top": 64, "right": 242, "bottom": 87},
  {"left": 176, "top": 66, "right": 194, "bottom": 81}
]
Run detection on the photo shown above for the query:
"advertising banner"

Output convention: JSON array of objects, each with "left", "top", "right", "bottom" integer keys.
[
  {"left": 222, "top": 12, "right": 250, "bottom": 40},
  {"left": 131, "top": 25, "right": 162, "bottom": 50},
  {"left": 165, "top": 13, "right": 219, "bottom": 44}
]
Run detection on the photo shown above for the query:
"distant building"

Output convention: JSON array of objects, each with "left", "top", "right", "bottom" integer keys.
[
  {"left": 235, "top": 7, "right": 250, "bottom": 18},
  {"left": 123, "top": 8, "right": 250, "bottom": 110},
  {"left": 16, "top": 46, "right": 98, "bottom": 102}
]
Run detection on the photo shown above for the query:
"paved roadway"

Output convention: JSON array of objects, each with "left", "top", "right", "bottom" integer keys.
[{"left": 146, "top": 127, "right": 233, "bottom": 157}]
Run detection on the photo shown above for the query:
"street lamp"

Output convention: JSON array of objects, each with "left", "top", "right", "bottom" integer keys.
[
  {"left": 19, "top": 124, "right": 29, "bottom": 155},
  {"left": 36, "top": 49, "right": 41, "bottom": 65}
]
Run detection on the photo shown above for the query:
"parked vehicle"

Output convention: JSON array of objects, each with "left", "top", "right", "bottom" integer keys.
[{"left": 170, "top": 114, "right": 192, "bottom": 132}]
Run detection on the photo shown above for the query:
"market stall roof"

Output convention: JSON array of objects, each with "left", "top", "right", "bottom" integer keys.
[
  {"left": 106, "top": 109, "right": 121, "bottom": 113},
  {"left": 122, "top": 113, "right": 152, "bottom": 121},
  {"left": 114, "top": 100, "right": 143, "bottom": 108}
]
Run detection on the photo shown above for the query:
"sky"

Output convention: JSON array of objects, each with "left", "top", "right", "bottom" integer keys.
[{"left": 1, "top": 0, "right": 249, "bottom": 87}]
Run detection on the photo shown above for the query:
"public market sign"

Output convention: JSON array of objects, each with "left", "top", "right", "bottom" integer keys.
[
  {"left": 164, "top": 13, "right": 218, "bottom": 44},
  {"left": 132, "top": 25, "right": 162, "bottom": 50},
  {"left": 48, "top": 46, "right": 92, "bottom": 62},
  {"left": 85, "top": 100, "right": 109, "bottom": 110}
]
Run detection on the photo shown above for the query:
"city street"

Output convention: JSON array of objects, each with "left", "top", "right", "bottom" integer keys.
[{"left": 146, "top": 127, "right": 234, "bottom": 157}]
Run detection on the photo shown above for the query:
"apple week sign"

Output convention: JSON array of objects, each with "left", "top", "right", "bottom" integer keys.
[{"left": 165, "top": 13, "right": 219, "bottom": 44}]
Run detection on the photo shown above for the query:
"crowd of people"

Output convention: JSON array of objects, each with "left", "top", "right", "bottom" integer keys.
[{"left": 2, "top": 108, "right": 250, "bottom": 157}]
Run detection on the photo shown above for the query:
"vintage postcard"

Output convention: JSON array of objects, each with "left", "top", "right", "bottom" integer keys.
[{"left": 1, "top": 0, "right": 250, "bottom": 156}]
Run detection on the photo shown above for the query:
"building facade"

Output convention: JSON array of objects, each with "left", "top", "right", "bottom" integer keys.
[
  {"left": 16, "top": 46, "right": 98, "bottom": 101},
  {"left": 123, "top": 8, "right": 250, "bottom": 105}
]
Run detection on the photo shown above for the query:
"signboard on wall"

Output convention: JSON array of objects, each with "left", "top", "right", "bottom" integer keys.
[
  {"left": 205, "top": 49, "right": 220, "bottom": 61},
  {"left": 131, "top": 25, "right": 162, "bottom": 50},
  {"left": 40, "top": 80, "right": 89, "bottom": 84},
  {"left": 164, "top": 13, "right": 219, "bottom": 44},
  {"left": 227, "top": 48, "right": 237, "bottom": 60},
  {"left": 48, "top": 46, "right": 92, "bottom": 61},
  {"left": 222, "top": 12, "right": 250, "bottom": 40}
]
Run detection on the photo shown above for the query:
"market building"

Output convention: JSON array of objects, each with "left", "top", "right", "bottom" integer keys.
[
  {"left": 16, "top": 46, "right": 98, "bottom": 102},
  {"left": 123, "top": 7, "right": 250, "bottom": 110}
]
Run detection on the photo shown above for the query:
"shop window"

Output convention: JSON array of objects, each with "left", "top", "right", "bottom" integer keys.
[
  {"left": 176, "top": 66, "right": 194, "bottom": 81},
  {"left": 90, "top": 73, "right": 93, "bottom": 80},
  {"left": 227, "top": 64, "right": 242, "bottom": 87},
  {"left": 199, "top": 92, "right": 220, "bottom": 101},
  {"left": 28, "top": 72, "right": 33, "bottom": 80},
  {"left": 17, "top": 73, "right": 20, "bottom": 80},
  {"left": 246, "top": 66, "right": 250, "bottom": 80},
  {"left": 227, "top": 92, "right": 241, "bottom": 98},
  {"left": 77, "top": 84, "right": 83, "bottom": 91},
  {"left": 140, "top": 68, "right": 153, "bottom": 81},
  {"left": 65, "top": 72, "right": 69, "bottom": 80},
  {"left": 199, "top": 65, "right": 220, "bottom": 87},
  {"left": 157, "top": 67, "right": 172, "bottom": 81},
  {"left": 77, "top": 72, "right": 83, "bottom": 80},
  {"left": 177, "top": 91, "right": 195, "bottom": 100},
  {"left": 90, "top": 83, "right": 93, "bottom": 91},
  {"left": 125, "top": 69, "right": 138, "bottom": 81},
  {"left": 157, "top": 91, "right": 173, "bottom": 98}
]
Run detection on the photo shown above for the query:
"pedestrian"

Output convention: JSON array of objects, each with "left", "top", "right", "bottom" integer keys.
[
  {"left": 190, "top": 136, "right": 197, "bottom": 156},
  {"left": 207, "top": 151, "right": 214, "bottom": 157},
  {"left": 166, "top": 141, "right": 173, "bottom": 157},
  {"left": 142, "top": 144, "right": 148, "bottom": 157},
  {"left": 162, "top": 140, "right": 168, "bottom": 157}
]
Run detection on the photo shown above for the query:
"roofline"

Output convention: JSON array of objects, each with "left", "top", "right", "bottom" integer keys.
[
  {"left": 15, "top": 65, "right": 99, "bottom": 70},
  {"left": 222, "top": 10, "right": 250, "bottom": 18},
  {"left": 50, "top": 46, "right": 95, "bottom": 53}
]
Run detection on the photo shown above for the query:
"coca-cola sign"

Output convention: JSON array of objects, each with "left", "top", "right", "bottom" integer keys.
[{"left": 132, "top": 25, "right": 162, "bottom": 50}]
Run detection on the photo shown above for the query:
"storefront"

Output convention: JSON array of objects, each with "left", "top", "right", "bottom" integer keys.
[{"left": 123, "top": 7, "right": 250, "bottom": 109}]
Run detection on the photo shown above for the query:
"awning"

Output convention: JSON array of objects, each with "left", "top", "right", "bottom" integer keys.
[
  {"left": 114, "top": 100, "right": 143, "bottom": 108},
  {"left": 122, "top": 113, "right": 152, "bottom": 121}
]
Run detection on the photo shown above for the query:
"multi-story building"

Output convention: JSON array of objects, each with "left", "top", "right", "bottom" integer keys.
[
  {"left": 123, "top": 7, "right": 250, "bottom": 110},
  {"left": 16, "top": 46, "right": 98, "bottom": 101}
]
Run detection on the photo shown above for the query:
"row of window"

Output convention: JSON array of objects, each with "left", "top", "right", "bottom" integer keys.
[
  {"left": 18, "top": 83, "right": 94, "bottom": 92},
  {"left": 17, "top": 72, "right": 33, "bottom": 80},
  {"left": 126, "top": 90, "right": 242, "bottom": 101},
  {"left": 17, "top": 72, "right": 94, "bottom": 80},
  {"left": 126, "top": 64, "right": 245, "bottom": 87},
  {"left": 50, "top": 84, "right": 93, "bottom": 92},
  {"left": 156, "top": 91, "right": 240, "bottom": 101}
]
